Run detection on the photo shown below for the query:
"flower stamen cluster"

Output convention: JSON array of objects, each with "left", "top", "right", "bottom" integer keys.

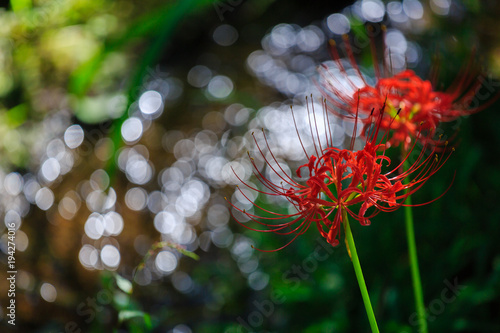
[
  {"left": 229, "top": 99, "right": 453, "bottom": 250},
  {"left": 318, "top": 34, "right": 497, "bottom": 151}
]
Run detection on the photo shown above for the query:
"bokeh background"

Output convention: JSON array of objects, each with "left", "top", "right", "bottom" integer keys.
[{"left": 0, "top": 0, "right": 499, "bottom": 332}]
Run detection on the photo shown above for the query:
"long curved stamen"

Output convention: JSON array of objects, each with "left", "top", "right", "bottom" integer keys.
[{"left": 290, "top": 105, "right": 310, "bottom": 160}]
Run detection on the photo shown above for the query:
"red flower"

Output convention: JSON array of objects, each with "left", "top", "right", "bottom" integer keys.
[
  {"left": 318, "top": 36, "right": 497, "bottom": 151},
  {"left": 229, "top": 99, "right": 453, "bottom": 250}
]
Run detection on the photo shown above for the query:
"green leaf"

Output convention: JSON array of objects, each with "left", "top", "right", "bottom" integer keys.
[
  {"left": 73, "top": 94, "right": 125, "bottom": 124},
  {"left": 115, "top": 274, "right": 133, "bottom": 294},
  {"left": 118, "top": 310, "right": 152, "bottom": 329},
  {"left": 10, "top": 0, "right": 32, "bottom": 12},
  {"left": 144, "top": 314, "right": 152, "bottom": 329},
  {"left": 6, "top": 104, "right": 28, "bottom": 128},
  {"left": 304, "top": 319, "right": 336, "bottom": 333}
]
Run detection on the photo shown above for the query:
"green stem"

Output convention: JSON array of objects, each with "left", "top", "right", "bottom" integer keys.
[
  {"left": 342, "top": 209, "right": 380, "bottom": 333},
  {"left": 403, "top": 160, "right": 428, "bottom": 333}
]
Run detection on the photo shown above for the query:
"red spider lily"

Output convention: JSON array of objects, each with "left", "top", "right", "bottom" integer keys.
[
  {"left": 229, "top": 99, "right": 453, "bottom": 250},
  {"left": 318, "top": 34, "right": 497, "bottom": 151}
]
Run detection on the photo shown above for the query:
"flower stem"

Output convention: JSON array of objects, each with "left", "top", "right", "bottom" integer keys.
[
  {"left": 403, "top": 160, "right": 428, "bottom": 333},
  {"left": 342, "top": 209, "right": 380, "bottom": 333}
]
